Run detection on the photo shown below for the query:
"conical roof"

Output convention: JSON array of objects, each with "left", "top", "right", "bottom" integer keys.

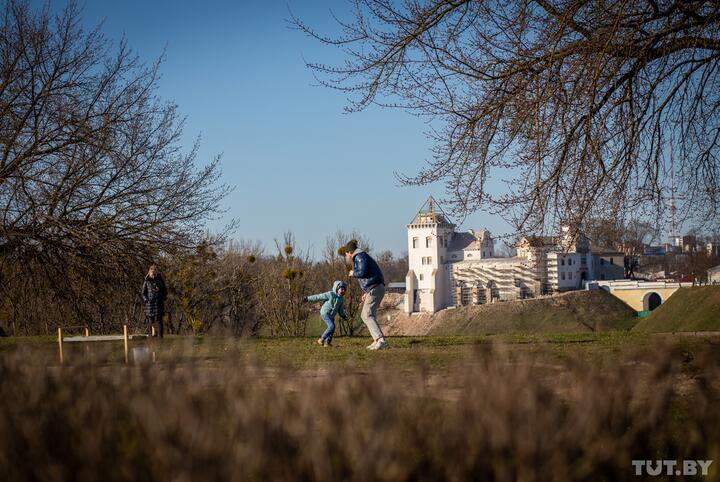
[{"left": 408, "top": 196, "right": 454, "bottom": 226}]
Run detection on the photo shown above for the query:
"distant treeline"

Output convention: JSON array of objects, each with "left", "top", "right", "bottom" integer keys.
[{"left": 0, "top": 229, "right": 407, "bottom": 336}]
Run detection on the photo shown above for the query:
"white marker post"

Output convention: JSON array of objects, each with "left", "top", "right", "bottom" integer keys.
[
  {"left": 123, "top": 324, "right": 129, "bottom": 364},
  {"left": 57, "top": 327, "right": 64, "bottom": 364}
]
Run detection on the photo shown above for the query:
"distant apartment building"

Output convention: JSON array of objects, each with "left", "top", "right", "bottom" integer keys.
[
  {"left": 404, "top": 197, "right": 626, "bottom": 313},
  {"left": 682, "top": 235, "right": 698, "bottom": 253}
]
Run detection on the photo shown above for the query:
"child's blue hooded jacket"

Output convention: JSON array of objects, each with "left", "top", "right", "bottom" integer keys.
[{"left": 307, "top": 280, "right": 347, "bottom": 318}]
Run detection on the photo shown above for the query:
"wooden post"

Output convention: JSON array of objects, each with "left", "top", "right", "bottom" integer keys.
[
  {"left": 84, "top": 327, "right": 90, "bottom": 337},
  {"left": 57, "top": 327, "right": 64, "bottom": 364},
  {"left": 123, "top": 324, "right": 129, "bottom": 364}
]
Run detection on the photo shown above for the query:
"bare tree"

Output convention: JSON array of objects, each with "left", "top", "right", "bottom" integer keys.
[
  {"left": 586, "top": 217, "right": 660, "bottom": 252},
  {"left": 320, "top": 229, "right": 371, "bottom": 335},
  {"left": 0, "top": 1, "right": 231, "bottom": 332},
  {"left": 294, "top": 0, "right": 720, "bottom": 237},
  {"left": 253, "top": 232, "right": 313, "bottom": 336},
  {"left": 375, "top": 249, "right": 408, "bottom": 283}
]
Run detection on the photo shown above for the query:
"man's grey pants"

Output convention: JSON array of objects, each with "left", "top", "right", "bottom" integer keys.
[{"left": 361, "top": 284, "right": 385, "bottom": 340}]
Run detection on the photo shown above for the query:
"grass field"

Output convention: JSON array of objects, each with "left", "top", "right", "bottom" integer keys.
[
  {"left": 633, "top": 285, "right": 720, "bottom": 332},
  {"left": 1, "top": 330, "right": 710, "bottom": 368},
  {"left": 2, "top": 331, "right": 719, "bottom": 481}
]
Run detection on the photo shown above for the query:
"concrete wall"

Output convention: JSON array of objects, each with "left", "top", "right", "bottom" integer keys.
[{"left": 404, "top": 270, "right": 416, "bottom": 313}]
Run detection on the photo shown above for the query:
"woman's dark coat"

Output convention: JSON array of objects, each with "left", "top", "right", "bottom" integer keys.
[{"left": 142, "top": 273, "right": 167, "bottom": 317}]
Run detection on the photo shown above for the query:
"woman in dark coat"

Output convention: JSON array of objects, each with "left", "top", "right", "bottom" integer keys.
[{"left": 142, "top": 264, "right": 167, "bottom": 338}]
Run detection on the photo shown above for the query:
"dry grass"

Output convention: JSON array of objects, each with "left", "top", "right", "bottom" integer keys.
[
  {"left": 0, "top": 340, "right": 719, "bottom": 482},
  {"left": 381, "top": 291, "right": 638, "bottom": 337}
]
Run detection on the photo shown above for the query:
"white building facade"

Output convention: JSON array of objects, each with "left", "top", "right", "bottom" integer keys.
[{"left": 404, "top": 198, "right": 626, "bottom": 313}]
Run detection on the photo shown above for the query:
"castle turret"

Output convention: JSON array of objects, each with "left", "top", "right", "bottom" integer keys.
[{"left": 405, "top": 196, "right": 455, "bottom": 313}]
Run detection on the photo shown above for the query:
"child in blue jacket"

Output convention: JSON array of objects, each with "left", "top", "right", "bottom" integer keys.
[{"left": 303, "top": 280, "right": 348, "bottom": 346}]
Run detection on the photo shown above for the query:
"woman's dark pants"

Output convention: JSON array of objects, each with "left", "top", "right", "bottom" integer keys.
[{"left": 148, "top": 314, "right": 164, "bottom": 338}]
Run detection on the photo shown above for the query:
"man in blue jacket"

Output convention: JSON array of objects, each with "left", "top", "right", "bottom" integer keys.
[{"left": 344, "top": 239, "right": 389, "bottom": 350}]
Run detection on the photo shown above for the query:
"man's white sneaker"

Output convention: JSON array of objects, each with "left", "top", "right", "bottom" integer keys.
[
  {"left": 369, "top": 339, "right": 389, "bottom": 350},
  {"left": 366, "top": 340, "right": 378, "bottom": 350}
]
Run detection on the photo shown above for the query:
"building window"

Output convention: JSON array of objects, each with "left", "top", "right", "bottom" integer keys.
[
  {"left": 568, "top": 272, "right": 572, "bottom": 280},
  {"left": 561, "top": 272, "right": 566, "bottom": 280},
  {"left": 440, "top": 256, "right": 444, "bottom": 263},
  {"left": 561, "top": 258, "right": 565, "bottom": 266},
  {"left": 581, "top": 257, "right": 586, "bottom": 265},
  {"left": 451, "top": 254, "right": 457, "bottom": 259},
  {"left": 412, "top": 237, "right": 418, "bottom": 249},
  {"left": 426, "top": 236, "right": 432, "bottom": 248},
  {"left": 610, "top": 258, "right": 614, "bottom": 265},
  {"left": 419, "top": 274, "right": 424, "bottom": 281},
  {"left": 600, "top": 258, "right": 605, "bottom": 266},
  {"left": 467, "top": 253, "right": 473, "bottom": 258},
  {"left": 421, "top": 257, "right": 433, "bottom": 265}
]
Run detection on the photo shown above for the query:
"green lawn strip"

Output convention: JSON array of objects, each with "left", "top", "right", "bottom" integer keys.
[{"left": 2, "top": 331, "right": 719, "bottom": 371}]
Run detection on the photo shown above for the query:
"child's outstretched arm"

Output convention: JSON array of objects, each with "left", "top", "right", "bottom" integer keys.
[{"left": 304, "top": 291, "right": 331, "bottom": 303}]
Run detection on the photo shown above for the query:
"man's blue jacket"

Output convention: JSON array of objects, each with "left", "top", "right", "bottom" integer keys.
[{"left": 351, "top": 250, "right": 385, "bottom": 292}]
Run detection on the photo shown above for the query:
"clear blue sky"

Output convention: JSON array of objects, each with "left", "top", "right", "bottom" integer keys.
[{"left": 65, "top": 0, "right": 512, "bottom": 257}]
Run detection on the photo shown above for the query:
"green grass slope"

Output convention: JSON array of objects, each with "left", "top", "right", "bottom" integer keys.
[
  {"left": 632, "top": 286, "right": 720, "bottom": 333},
  {"left": 426, "top": 290, "right": 637, "bottom": 335}
]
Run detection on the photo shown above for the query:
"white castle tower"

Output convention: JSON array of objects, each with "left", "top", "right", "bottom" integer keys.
[{"left": 404, "top": 196, "right": 455, "bottom": 313}]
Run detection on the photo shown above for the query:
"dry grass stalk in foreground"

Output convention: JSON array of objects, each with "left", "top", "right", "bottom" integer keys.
[{"left": 0, "top": 344, "right": 718, "bottom": 482}]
